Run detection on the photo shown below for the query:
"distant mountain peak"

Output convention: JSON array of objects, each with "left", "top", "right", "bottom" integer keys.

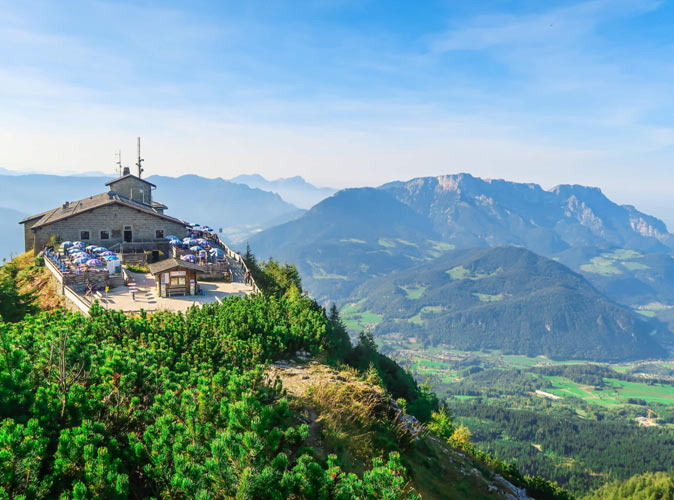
[{"left": 229, "top": 173, "right": 337, "bottom": 209}]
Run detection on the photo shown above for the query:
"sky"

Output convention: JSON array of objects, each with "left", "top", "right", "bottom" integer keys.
[{"left": 1, "top": 0, "right": 673, "bottom": 224}]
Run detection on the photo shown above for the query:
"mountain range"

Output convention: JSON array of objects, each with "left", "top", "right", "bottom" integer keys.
[
  {"left": 249, "top": 174, "right": 674, "bottom": 310},
  {"left": 248, "top": 188, "right": 454, "bottom": 299},
  {"left": 230, "top": 173, "right": 336, "bottom": 209},
  {"left": 381, "top": 174, "right": 674, "bottom": 255},
  {"left": 343, "top": 246, "right": 666, "bottom": 361}
]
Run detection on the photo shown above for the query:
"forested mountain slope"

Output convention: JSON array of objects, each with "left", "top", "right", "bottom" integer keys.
[
  {"left": 345, "top": 246, "right": 666, "bottom": 361},
  {"left": 248, "top": 188, "right": 453, "bottom": 301}
]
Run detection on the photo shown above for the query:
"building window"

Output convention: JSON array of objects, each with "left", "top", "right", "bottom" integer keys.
[
  {"left": 100, "top": 230, "right": 109, "bottom": 240},
  {"left": 80, "top": 230, "right": 90, "bottom": 240},
  {"left": 170, "top": 276, "right": 186, "bottom": 286},
  {"left": 111, "top": 229, "right": 121, "bottom": 238},
  {"left": 155, "top": 229, "right": 164, "bottom": 239}
]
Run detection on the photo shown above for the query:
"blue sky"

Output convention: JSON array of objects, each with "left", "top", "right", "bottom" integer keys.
[{"left": 1, "top": 0, "right": 673, "bottom": 223}]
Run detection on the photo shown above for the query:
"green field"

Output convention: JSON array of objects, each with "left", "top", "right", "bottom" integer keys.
[
  {"left": 473, "top": 292, "right": 504, "bottom": 302},
  {"left": 340, "top": 298, "right": 383, "bottom": 331},
  {"left": 307, "top": 260, "right": 348, "bottom": 280},
  {"left": 543, "top": 376, "right": 674, "bottom": 407},
  {"left": 400, "top": 285, "right": 427, "bottom": 299},
  {"left": 580, "top": 248, "right": 647, "bottom": 276},
  {"left": 446, "top": 265, "right": 503, "bottom": 280}
]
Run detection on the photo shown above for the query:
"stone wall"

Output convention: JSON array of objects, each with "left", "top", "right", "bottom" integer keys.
[
  {"left": 108, "top": 177, "right": 153, "bottom": 204},
  {"left": 32, "top": 203, "right": 187, "bottom": 251},
  {"left": 22, "top": 217, "right": 41, "bottom": 252},
  {"left": 63, "top": 269, "right": 110, "bottom": 293}
]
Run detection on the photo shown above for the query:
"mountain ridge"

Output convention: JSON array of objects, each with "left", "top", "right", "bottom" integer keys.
[{"left": 344, "top": 246, "right": 666, "bottom": 361}]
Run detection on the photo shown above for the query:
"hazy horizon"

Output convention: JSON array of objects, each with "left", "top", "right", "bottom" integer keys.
[{"left": 1, "top": 0, "right": 673, "bottom": 225}]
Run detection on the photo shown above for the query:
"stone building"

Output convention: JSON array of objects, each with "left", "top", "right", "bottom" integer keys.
[{"left": 20, "top": 169, "right": 187, "bottom": 252}]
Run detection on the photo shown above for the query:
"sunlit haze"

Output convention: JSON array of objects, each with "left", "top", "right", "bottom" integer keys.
[{"left": 1, "top": 0, "right": 673, "bottom": 224}]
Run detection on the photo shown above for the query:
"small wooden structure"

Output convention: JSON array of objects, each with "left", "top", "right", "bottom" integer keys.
[{"left": 147, "top": 258, "right": 204, "bottom": 297}]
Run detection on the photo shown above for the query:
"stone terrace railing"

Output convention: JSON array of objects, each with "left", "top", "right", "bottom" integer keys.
[{"left": 211, "top": 235, "right": 261, "bottom": 294}]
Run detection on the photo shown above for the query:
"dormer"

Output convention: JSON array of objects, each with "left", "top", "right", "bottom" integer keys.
[{"left": 105, "top": 167, "right": 155, "bottom": 205}]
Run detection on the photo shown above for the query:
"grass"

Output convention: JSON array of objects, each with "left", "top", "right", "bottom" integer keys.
[
  {"left": 542, "top": 376, "right": 674, "bottom": 407},
  {"left": 580, "top": 257, "right": 622, "bottom": 276},
  {"left": 581, "top": 249, "right": 647, "bottom": 276},
  {"left": 602, "top": 249, "right": 643, "bottom": 260},
  {"left": 399, "top": 285, "right": 427, "bottom": 299},
  {"left": 407, "top": 306, "right": 444, "bottom": 326},
  {"left": 446, "top": 266, "right": 502, "bottom": 280},
  {"left": 472, "top": 293, "right": 504, "bottom": 303},
  {"left": 125, "top": 264, "right": 150, "bottom": 273},
  {"left": 377, "top": 238, "right": 396, "bottom": 248},
  {"left": 446, "top": 265, "right": 470, "bottom": 280},
  {"left": 621, "top": 261, "right": 650, "bottom": 271},
  {"left": 341, "top": 299, "right": 383, "bottom": 331},
  {"left": 307, "top": 260, "right": 348, "bottom": 280}
]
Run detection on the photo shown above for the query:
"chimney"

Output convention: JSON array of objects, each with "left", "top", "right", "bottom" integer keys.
[
  {"left": 62, "top": 201, "right": 70, "bottom": 209},
  {"left": 123, "top": 166, "right": 130, "bottom": 176}
]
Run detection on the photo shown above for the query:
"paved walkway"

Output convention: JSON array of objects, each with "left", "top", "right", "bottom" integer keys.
[{"left": 98, "top": 270, "right": 255, "bottom": 313}]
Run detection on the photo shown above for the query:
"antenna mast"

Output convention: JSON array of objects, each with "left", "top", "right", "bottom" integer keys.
[
  {"left": 115, "top": 150, "right": 122, "bottom": 176},
  {"left": 136, "top": 137, "right": 144, "bottom": 178}
]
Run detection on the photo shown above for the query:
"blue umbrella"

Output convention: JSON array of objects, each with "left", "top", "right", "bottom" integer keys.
[
  {"left": 73, "top": 241, "right": 86, "bottom": 248},
  {"left": 62, "top": 241, "right": 73, "bottom": 249},
  {"left": 169, "top": 239, "right": 181, "bottom": 245},
  {"left": 166, "top": 235, "right": 180, "bottom": 241},
  {"left": 209, "top": 248, "right": 224, "bottom": 257},
  {"left": 73, "top": 257, "right": 88, "bottom": 264},
  {"left": 189, "top": 245, "right": 203, "bottom": 252},
  {"left": 196, "top": 238, "right": 209, "bottom": 246},
  {"left": 101, "top": 251, "right": 115, "bottom": 256},
  {"left": 103, "top": 255, "right": 119, "bottom": 261},
  {"left": 86, "top": 258, "right": 104, "bottom": 266},
  {"left": 93, "top": 247, "right": 107, "bottom": 254},
  {"left": 86, "top": 245, "right": 97, "bottom": 251},
  {"left": 181, "top": 254, "right": 197, "bottom": 263}
]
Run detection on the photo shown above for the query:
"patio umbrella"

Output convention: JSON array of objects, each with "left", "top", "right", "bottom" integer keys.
[
  {"left": 62, "top": 241, "right": 73, "bottom": 250},
  {"left": 103, "top": 255, "right": 119, "bottom": 261},
  {"left": 93, "top": 247, "right": 108, "bottom": 254},
  {"left": 166, "top": 235, "right": 180, "bottom": 240},
  {"left": 189, "top": 245, "right": 203, "bottom": 252},
  {"left": 73, "top": 257, "right": 88, "bottom": 264},
  {"left": 86, "top": 258, "right": 104, "bottom": 266},
  {"left": 181, "top": 254, "right": 197, "bottom": 263},
  {"left": 196, "top": 238, "right": 209, "bottom": 247},
  {"left": 70, "top": 253, "right": 88, "bottom": 260},
  {"left": 101, "top": 251, "right": 115, "bottom": 256},
  {"left": 73, "top": 241, "right": 86, "bottom": 248},
  {"left": 169, "top": 239, "right": 181, "bottom": 245},
  {"left": 209, "top": 248, "right": 224, "bottom": 257},
  {"left": 86, "top": 245, "right": 97, "bottom": 251}
]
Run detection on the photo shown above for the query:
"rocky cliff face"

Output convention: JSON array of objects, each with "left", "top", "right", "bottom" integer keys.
[{"left": 380, "top": 174, "right": 674, "bottom": 255}]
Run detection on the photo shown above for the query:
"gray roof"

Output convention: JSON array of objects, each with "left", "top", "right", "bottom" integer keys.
[
  {"left": 147, "top": 258, "right": 205, "bottom": 275},
  {"left": 20, "top": 191, "right": 185, "bottom": 229},
  {"left": 105, "top": 174, "right": 156, "bottom": 188}
]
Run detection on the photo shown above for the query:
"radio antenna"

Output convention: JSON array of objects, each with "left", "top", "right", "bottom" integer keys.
[
  {"left": 136, "top": 137, "right": 144, "bottom": 178},
  {"left": 115, "top": 150, "right": 122, "bottom": 176}
]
